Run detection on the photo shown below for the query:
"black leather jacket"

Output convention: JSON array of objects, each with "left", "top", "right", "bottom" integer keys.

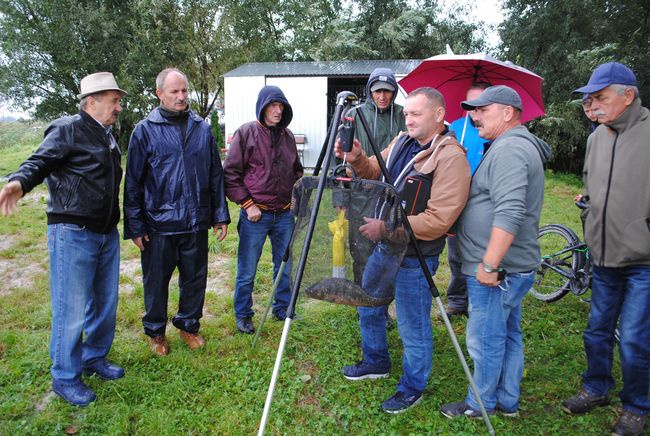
[{"left": 10, "top": 111, "right": 122, "bottom": 234}]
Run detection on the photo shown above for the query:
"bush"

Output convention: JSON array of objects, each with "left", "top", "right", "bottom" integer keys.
[{"left": 210, "top": 111, "right": 225, "bottom": 150}]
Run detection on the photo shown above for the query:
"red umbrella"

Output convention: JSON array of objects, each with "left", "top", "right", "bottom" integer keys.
[{"left": 399, "top": 53, "right": 545, "bottom": 123}]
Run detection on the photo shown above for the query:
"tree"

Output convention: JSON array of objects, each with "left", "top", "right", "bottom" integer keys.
[{"left": 499, "top": 0, "right": 650, "bottom": 173}]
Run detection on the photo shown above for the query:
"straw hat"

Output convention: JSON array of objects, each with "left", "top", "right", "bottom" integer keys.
[{"left": 77, "top": 72, "right": 127, "bottom": 99}]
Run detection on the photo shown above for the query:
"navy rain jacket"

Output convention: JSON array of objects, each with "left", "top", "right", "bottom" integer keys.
[{"left": 123, "top": 107, "right": 230, "bottom": 238}]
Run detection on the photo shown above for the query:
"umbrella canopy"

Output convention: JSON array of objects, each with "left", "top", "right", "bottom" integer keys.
[{"left": 399, "top": 53, "right": 545, "bottom": 123}]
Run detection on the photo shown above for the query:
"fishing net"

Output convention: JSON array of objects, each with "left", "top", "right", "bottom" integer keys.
[{"left": 290, "top": 168, "right": 408, "bottom": 307}]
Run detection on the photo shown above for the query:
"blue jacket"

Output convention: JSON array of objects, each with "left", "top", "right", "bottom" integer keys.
[
  {"left": 449, "top": 115, "right": 489, "bottom": 174},
  {"left": 123, "top": 107, "right": 230, "bottom": 238}
]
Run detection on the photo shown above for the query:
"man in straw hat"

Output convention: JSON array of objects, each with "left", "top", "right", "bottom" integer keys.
[{"left": 0, "top": 72, "right": 127, "bottom": 406}]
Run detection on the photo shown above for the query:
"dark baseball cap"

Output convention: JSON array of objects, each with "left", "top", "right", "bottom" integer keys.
[
  {"left": 573, "top": 62, "right": 637, "bottom": 94},
  {"left": 461, "top": 85, "right": 522, "bottom": 111},
  {"left": 370, "top": 80, "right": 396, "bottom": 92}
]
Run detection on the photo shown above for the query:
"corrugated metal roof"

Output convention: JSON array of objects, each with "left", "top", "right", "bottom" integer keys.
[{"left": 224, "top": 60, "right": 422, "bottom": 77}]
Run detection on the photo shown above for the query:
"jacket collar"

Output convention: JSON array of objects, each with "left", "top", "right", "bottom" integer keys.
[
  {"left": 147, "top": 106, "right": 202, "bottom": 124},
  {"left": 607, "top": 98, "right": 646, "bottom": 133}
]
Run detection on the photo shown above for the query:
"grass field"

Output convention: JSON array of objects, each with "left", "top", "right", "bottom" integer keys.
[{"left": 0, "top": 121, "right": 627, "bottom": 435}]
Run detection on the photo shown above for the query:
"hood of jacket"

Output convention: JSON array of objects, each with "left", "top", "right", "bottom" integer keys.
[
  {"left": 499, "top": 125, "right": 552, "bottom": 164},
  {"left": 256, "top": 85, "right": 293, "bottom": 128},
  {"left": 365, "top": 68, "right": 399, "bottom": 111}
]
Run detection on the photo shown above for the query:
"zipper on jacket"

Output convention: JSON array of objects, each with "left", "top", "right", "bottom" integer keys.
[
  {"left": 599, "top": 131, "right": 618, "bottom": 266},
  {"left": 103, "top": 138, "right": 117, "bottom": 232}
]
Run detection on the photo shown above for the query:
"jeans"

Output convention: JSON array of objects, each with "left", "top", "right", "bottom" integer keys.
[
  {"left": 141, "top": 231, "right": 208, "bottom": 337},
  {"left": 464, "top": 270, "right": 535, "bottom": 412},
  {"left": 357, "top": 243, "right": 402, "bottom": 370},
  {"left": 582, "top": 265, "right": 650, "bottom": 415},
  {"left": 234, "top": 209, "right": 294, "bottom": 319},
  {"left": 47, "top": 224, "right": 120, "bottom": 382},
  {"left": 446, "top": 235, "right": 467, "bottom": 311},
  {"left": 395, "top": 255, "right": 439, "bottom": 396}
]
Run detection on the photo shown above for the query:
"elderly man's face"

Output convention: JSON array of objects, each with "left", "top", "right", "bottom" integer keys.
[
  {"left": 157, "top": 72, "right": 189, "bottom": 111},
  {"left": 403, "top": 93, "right": 444, "bottom": 145},
  {"left": 472, "top": 103, "right": 513, "bottom": 140},
  {"left": 371, "top": 89, "right": 394, "bottom": 110},
  {"left": 89, "top": 90, "right": 123, "bottom": 126},
  {"left": 263, "top": 102, "right": 284, "bottom": 127},
  {"left": 589, "top": 85, "right": 634, "bottom": 125}
]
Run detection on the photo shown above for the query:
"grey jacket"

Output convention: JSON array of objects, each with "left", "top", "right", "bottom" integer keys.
[
  {"left": 582, "top": 98, "right": 650, "bottom": 267},
  {"left": 457, "top": 125, "right": 551, "bottom": 275}
]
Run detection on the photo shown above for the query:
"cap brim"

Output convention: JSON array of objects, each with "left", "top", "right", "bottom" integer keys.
[
  {"left": 461, "top": 96, "right": 492, "bottom": 111},
  {"left": 573, "top": 83, "right": 608, "bottom": 95},
  {"left": 371, "top": 84, "right": 395, "bottom": 92}
]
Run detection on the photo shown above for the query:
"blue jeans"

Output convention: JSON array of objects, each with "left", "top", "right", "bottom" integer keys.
[
  {"left": 395, "top": 255, "right": 439, "bottom": 396},
  {"left": 464, "top": 271, "right": 535, "bottom": 412},
  {"left": 358, "top": 252, "right": 439, "bottom": 395},
  {"left": 47, "top": 224, "right": 120, "bottom": 382},
  {"left": 357, "top": 243, "right": 402, "bottom": 371},
  {"left": 234, "top": 209, "right": 294, "bottom": 319},
  {"left": 582, "top": 265, "right": 650, "bottom": 415}
]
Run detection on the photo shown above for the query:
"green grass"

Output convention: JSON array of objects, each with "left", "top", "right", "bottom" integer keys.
[{"left": 0, "top": 124, "right": 625, "bottom": 435}]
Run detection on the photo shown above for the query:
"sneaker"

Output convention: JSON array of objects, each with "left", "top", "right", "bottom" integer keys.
[
  {"left": 562, "top": 388, "right": 610, "bottom": 414},
  {"left": 612, "top": 410, "right": 646, "bottom": 436},
  {"left": 381, "top": 391, "right": 422, "bottom": 414},
  {"left": 82, "top": 358, "right": 125, "bottom": 380},
  {"left": 342, "top": 360, "right": 389, "bottom": 381},
  {"left": 236, "top": 317, "right": 255, "bottom": 334},
  {"left": 496, "top": 403, "right": 519, "bottom": 418},
  {"left": 52, "top": 379, "right": 96, "bottom": 407},
  {"left": 440, "top": 400, "right": 489, "bottom": 419}
]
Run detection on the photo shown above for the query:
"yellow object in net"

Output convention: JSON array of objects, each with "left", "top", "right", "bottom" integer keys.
[{"left": 328, "top": 209, "right": 349, "bottom": 278}]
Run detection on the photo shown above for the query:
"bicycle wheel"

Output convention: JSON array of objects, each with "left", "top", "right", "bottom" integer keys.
[{"left": 531, "top": 224, "right": 586, "bottom": 302}]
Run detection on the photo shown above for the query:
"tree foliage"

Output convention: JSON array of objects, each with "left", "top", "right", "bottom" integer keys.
[{"left": 500, "top": 0, "right": 650, "bottom": 173}]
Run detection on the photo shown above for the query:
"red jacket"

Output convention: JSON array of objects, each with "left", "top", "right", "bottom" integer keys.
[{"left": 224, "top": 120, "right": 303, "bottom": 210}]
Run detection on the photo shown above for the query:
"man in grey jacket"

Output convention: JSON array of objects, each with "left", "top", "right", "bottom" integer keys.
[
  {"left": 562, "top": 62, "right": 649, "bottom": 436},
  {"left": 439, "top": 85, "right": 551, "bottom": 419}
]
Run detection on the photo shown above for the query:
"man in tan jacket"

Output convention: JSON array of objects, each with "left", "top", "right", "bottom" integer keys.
[{"left": 335, "top": 87, "right": 470, "bottom": 414}]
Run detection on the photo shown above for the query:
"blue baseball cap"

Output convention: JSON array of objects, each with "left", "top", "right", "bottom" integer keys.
[{"left": 574, "top": 62, "right": 637, "bottom": 94}]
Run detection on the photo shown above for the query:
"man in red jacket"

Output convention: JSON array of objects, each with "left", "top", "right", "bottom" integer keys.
[{"left": 224, "top": 85, "right": 303, "bottom": 334}]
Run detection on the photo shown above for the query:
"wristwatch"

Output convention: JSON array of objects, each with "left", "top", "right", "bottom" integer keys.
[{"left": 482, "top": 262, "right": 499, "bottom": 273}]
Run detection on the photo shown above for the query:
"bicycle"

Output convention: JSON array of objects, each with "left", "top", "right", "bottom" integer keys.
[{"left": 530, "top": 222, "right": 591, "bottom": 302}]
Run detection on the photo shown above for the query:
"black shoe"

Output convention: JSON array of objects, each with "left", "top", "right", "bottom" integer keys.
[
  {"left": 236, "top": 317, "right": 255, "bottom": 334},
  {"left": 273, "top": 310, "right": 301, "bottom": 321},
  {"left": 562, "top": 388, "right": 609, "bottom": 414},
  {"left": 612, "top": 410, "right": 646, "bottom": 436},
  {"left": 381, "top": 391, "right": 422, "bottom": 414},
  {"left": 83, "top": 358, "right": 125, "bottom": 380},
  {"left": 52, "top": 379, "right": 96, "bottom": 407},
  {"left": 342, "top": 360, "right": 389, "bottom": 381},
  {"left": 440, "top": 400, "right": 490, "bottom": 419}
]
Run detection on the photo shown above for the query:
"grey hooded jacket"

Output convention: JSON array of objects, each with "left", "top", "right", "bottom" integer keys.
[
  {"left": 582, "top": 98, "right": 650, "bottom": 267},
  {"left": 457, "top": 125, "right": 552, "bottom": 275}
]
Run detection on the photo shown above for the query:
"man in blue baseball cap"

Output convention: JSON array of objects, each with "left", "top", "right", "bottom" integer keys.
[{"left": 562, "top": 62, "right": 649, "bottom": 436}]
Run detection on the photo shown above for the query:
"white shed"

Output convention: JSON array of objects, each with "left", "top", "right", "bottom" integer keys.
[{"left": 223, "top": 60, "right": 421, "bottom": 168}]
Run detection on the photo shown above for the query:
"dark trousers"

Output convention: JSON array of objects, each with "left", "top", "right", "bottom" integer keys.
[
  {"left": 446, "top": 235, "right": 468, "bottom": 311},
  {"left": 141, "top": 231, "right": 208, "bottom": 337}
]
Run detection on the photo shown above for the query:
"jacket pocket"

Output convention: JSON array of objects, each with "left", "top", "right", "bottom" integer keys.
[
  {"left": 63, "top": 176, "right": 81, "bottom": 209},
  {"left": 620, "top": 217, "right": 650, "bottom": 261}
]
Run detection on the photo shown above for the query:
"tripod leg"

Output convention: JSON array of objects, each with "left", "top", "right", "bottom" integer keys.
[
  {"left": 257, "top": 317, "right": 293, "bottom": 436},
  {"left": 252, "top": 260, "right": 287, "bottom": 349}
]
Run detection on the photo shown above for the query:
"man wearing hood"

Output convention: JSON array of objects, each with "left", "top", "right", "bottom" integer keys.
[
  {"left": 224, "top": 85, "right": 303, "bottom": 334},
  {"left": 562, "top": 62, "right": 649, "bottom": 436},
  {"left": 353, "top": 68, "right": 406, "bottom": 157},
  {"left": 124, "top": 68, "right": 230, "bottom": 356},
  {"left": 440, "top": 85, "right": 551, "bottom": 420}
]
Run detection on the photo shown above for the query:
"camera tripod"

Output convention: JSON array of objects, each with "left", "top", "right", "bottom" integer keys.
[{"left": 256, "top": 91, "right": 495, "bottom": 435}]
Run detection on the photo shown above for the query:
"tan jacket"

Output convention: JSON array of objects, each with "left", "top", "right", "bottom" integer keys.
[{"left": 350, "top": 131, "right": 471, "bottom": 243}]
